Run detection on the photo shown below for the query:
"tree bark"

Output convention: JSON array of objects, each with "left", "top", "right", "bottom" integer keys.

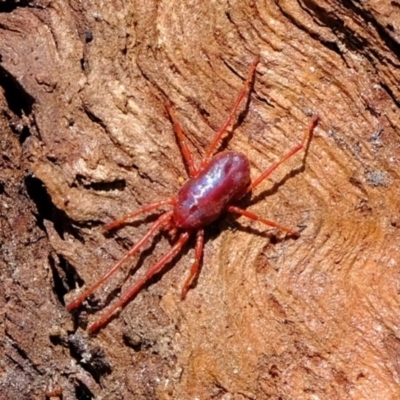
[{"left": 1, "top": 1, "right": 400, "bottom": 399}]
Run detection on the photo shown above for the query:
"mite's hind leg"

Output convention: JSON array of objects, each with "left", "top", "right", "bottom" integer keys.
[
  {"left": 66, "top": 211, "right": 174, "bottom": 312},
  {"left": 88, "top": 232, "right": 191, "bottom": 333}
]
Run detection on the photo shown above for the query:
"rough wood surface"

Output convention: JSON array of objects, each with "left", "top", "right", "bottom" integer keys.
[{"left": 1, "top": 1, "right": 400, "bottom": 399}]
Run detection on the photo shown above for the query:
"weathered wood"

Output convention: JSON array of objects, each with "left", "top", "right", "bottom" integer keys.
[{"left": 1, "top": 1, "right": 400, "bottom": 398}]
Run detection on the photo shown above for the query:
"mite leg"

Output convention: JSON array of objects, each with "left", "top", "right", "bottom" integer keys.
[
  {"left": 227, "top": 205, "right": 299, "bottom": 237},
  {"left": 104, "top": 198, "right": 176, "bottom": 231},
  {"left": 166, "top": 103, "right": 198, "bottom": 177},
  {"left": 66, "top": 211, "right": 174, "bottom": 312},
  {"left": 88, "top": 232, "right": 191, "bottom": 333},
  {"left": 247, "top": 115, "right": 319, "bottom": 193},
  {"left": 201, "top": 57, "right": 259, "bottom": 168},
  {"left": 181, "top": 229, "right": 204, "bottom": 299}
]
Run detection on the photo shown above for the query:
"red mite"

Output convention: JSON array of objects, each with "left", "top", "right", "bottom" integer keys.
[{"left": 66, "top": 58, "right": 319, "bottom": 333}]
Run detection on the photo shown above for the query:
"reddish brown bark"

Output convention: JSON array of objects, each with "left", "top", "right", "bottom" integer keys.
[{"left": 1, "top": 1, "right": 400, "bottom": 399}]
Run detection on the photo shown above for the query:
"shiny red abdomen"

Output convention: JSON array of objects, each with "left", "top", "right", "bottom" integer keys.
[{"left": 173, "top": 151, "right": 250, "bottom": 229}]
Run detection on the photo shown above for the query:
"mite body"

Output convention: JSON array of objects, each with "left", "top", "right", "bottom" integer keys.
[
  {"left": 66, "top": 57, "right": 318, "bottom": 333},
  {"left": 173, "top": 151, "right": 250, "bottom": 229}
]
